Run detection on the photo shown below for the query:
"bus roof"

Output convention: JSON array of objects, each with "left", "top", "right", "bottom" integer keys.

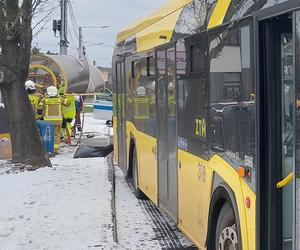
[
  {"left": 115, "top": 0, "right": 232, "bottom": 53},
  {"left": 116, "top": 0, "right": 193, "bottom": 45}
]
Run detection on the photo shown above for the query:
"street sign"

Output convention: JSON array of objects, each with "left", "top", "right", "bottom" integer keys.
[{"left": 0, "top": 70, "right": 4, "bottom": 84}]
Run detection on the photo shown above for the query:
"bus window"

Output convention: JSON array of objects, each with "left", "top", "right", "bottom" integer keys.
[
  {"left": 223, "top": 73, "right": 241, "bottom": 100},
  {"left": 130, "top": 56, "right": 156, "bottom": 137},
  {"left": 176, "top": 32, "right": 209, "bottom": 157},
  {"left": 191, "top": 43, "right": 205, "bottom": 72},
  {"left": 209, "top": 20, "right": 255, "bottom": 173}
]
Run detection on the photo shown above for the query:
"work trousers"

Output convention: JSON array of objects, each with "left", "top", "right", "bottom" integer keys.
[
  {"left": 62, "top": 118, "right": 73, "bottom": 138},
  {"left": 54, "top": 125, "right": 61, "bottom": 154}
]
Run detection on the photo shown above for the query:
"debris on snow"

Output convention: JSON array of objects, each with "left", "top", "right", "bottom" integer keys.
[{"left": 0, "top": 160, "right": 43, "bottom": 175}]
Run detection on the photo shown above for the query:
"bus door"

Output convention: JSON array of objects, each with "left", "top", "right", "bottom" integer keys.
[
  {"left": 156, "top": 46, "right": 178, "bottom": 220},
  {"left": 116, "top": 60, "right": 126, "bottom": 170},
  {"left": 259, "top": 13, "right": 295, "bottom": 250}
]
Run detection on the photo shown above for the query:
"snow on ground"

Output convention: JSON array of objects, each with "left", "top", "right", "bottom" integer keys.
[
  {"left": 0, "top": 116, "right": 119, "bottom": 250},
  {"left": 0, "top": 161, "right": 13, "bottom": 175},
  {"left": 0, "top": 155, "right": 117, "bottom": 250},
  {"left": 115, "top": 167, "right": 161, "bottom": 249},
  {"left": 115, "top": 167, "right": 196, "bottom": 250},
  {"left": 80, "top": 113, "right": 112, "bottom": 137}
]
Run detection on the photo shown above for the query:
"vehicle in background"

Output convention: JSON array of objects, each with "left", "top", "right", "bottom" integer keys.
[{"left": 93, "top": 88, "right": 113, "bottom": 120}]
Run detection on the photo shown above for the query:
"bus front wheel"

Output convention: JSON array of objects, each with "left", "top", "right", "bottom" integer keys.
[
  {"left": 132, "top": 147, "right": 145, "bottom": 199},
  {"left": 215, "top": 202, "right": 239, "bottom": 250}
]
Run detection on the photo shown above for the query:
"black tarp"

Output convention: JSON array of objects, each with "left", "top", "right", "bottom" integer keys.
[{"left": 73, "top": 144, "right": 113, "bottom": 158}]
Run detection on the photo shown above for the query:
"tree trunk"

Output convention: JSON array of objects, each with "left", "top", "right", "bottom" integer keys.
[
  {"left": 1, "top": 80, "right": 51, "bottom": 167},
  {"left": 0, "top": 0, "right": 51, "bottom": 167}
]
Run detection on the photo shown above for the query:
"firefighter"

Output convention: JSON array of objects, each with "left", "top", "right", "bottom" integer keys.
[
  {"left": 59, "top": 87, "right": 76, "bottom": 140},
  {"left": 75, "top": 95, "right": 83, "bottom": 132},
  {"left": 38, "top": 86, "right": 70, "bottom": 154},
  {"left": 25, "top": 80, "right": 43, "bottom": 119},
  {"left": 134, "top": 85, "right": 150, "bottom": 120}
]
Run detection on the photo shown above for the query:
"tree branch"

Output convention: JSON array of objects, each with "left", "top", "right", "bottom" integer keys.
[
  {"left": 32, "top": 2, "right": 57, "bottom": 36},
  {"left": 0, "top": 6, "right": 7, "bottom": 42}
]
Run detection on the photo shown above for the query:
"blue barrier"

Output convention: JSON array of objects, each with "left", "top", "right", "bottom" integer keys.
[
  {"left": 93, "top": 104, "right": 113, "bottom": 111},
  {"left": 36, "top": 120, "right": 55, "bottom": 155}
]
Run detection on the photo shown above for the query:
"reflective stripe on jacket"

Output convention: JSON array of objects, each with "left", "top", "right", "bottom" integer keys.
[
  {"left": 28, "top": 94, "right": 43, "bottom": 118},
  {"left": 39, "top": 96, "right": 70, "bottom": 122}
]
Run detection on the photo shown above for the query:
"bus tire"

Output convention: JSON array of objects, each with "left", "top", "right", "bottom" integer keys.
[
  {"left": 132, "top": 146, "right": 145, "bottom": 199},
  {"left": 215, "top": 202, "right": 239, "bottom": 250}
]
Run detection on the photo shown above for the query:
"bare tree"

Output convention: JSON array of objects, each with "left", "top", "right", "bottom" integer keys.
[
  {"left": 0, "top": 0, "right": 51, "bottom": 167},
  {"left": 180, "top": 0, "right": 217, "bottom": 34}
]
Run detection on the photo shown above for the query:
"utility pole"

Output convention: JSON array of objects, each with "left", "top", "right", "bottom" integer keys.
[
  {"left": 78, "top": 27, "right": 85, "bottom": 61},
  {"left": 78, "top": 26, "right": 109, "bottom": 60},
  {"left": 60, "top": 0, "right": 68, "bottom": 55}
]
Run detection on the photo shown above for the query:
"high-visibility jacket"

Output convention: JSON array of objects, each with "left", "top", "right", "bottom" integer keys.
[
  {"left": 149, "top": 95, "right": 156, "bottom": 117},
  {"left": 134, "top": 96, "right": 150, "bottom": 120},
  {"left": 38, "top": 96, "right": 70, "bottom": 125},
  {"left": 168, "top": 95, "right": 175, "bottom": 117},
  {"left": 62, "top": 95, "right": 76, "bottom": 119},
  {"left": 28, "top": 93, "right": 43, "bottom": 119}
]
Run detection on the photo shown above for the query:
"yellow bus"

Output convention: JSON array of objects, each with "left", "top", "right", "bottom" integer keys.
[{"left": 112, "top": 0, "right": 300, "bottom": 249}]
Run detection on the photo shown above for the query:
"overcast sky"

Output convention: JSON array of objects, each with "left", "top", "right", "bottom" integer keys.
[{"left": 33, "top": 0, "right": 166, "bottom": 67}]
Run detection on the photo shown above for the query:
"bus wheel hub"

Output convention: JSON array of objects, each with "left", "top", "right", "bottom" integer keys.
[{"left": 218, "top": 226, "right": 238, "bottom": 250}]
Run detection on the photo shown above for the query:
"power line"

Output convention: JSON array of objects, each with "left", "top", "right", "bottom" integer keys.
[
  {"left": 67, "top": 0, "right": 81, "bottom": 57},
  {"left": 68, "top": 0, "right": 80, "bottom": 39},
  {"left": 68, "top": 1, "right": 79, "bottom": 29},
  {"left": 68, "top": 23, "right": 79, "bottom": 50},
  {"left": 71, "top": 1, "right": 156, "bottom": 10},
  {"left": 85, "top": 42, "right": 114, "bottom": 48}
]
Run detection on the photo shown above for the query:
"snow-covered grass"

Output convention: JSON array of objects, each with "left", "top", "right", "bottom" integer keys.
[
  {"left": 0, "top": 117, "right": 119, "bottom": 250},
  {"left": 0, "top": 149, "right": 118, "bottom": 250}
]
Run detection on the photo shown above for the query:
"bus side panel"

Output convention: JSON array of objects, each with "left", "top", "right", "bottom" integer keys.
[
  {"left": 209, "top": 155, "right": 255, "bottom": 250},
  {"left": 178, "top": 149, "right": 213, "bottom": 248},
  {"left": 126, "top": 121, "right": 158, "bottom": 205},
  {"left": 113, "top": 115, "right": 118, "bottom": 163},
  {"left": 178, "top": 150, "right": 255, "bottom": 249},
  {"left": 240, "top": 180, "right": 256, "bottom": 250}
]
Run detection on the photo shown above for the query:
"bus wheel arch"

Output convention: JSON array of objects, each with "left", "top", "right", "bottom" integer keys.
[
  {"left": 128, "top": 136, "right": 145, "bottom": 199},
  {"left": 127, "top": 137, "right": 136, "bottom": 179},
  {"left": 206, "top": 182, "right": 242, "bottom": 250}
]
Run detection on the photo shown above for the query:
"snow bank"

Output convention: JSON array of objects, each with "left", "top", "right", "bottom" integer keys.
[
  {"left": 0, "top": 152, "right": 118, "bottom": 249},
  {"left": 0, "top": 117, "right": 119, "bottom": 249}
]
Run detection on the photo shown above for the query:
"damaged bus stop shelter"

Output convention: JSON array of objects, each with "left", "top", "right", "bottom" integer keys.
[
  {"left": 29, "top": 54, "right": 105, "bottom": 94},
  {"left": 0, "top": 54, "right": 109, "bottom": 159}
]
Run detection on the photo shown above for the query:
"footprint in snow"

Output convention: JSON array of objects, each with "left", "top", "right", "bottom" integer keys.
[{"left": 0, "top": 227, "right": 15, "bottom": 237}]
